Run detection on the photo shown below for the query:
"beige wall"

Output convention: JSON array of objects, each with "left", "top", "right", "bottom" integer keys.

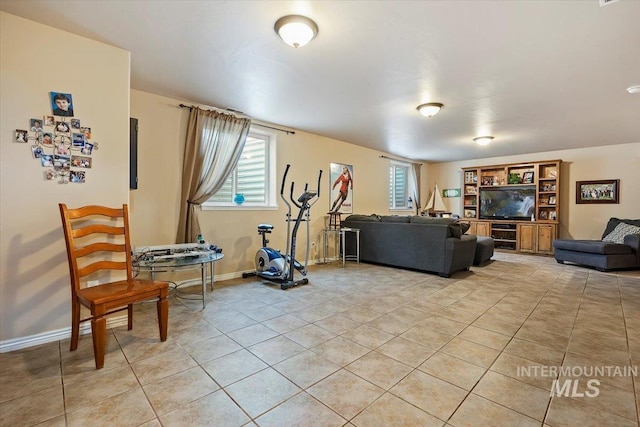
[
  {"left": 427, "top": 144, "right": 640, "bottom": 239},
  {"left": 130, "top": 89, "right": 416, "bottom": 276},
  {"left": 3, "top": 11, "right": 636, "bottom": 349},
  {"left": 0, "top": 12, "right": 130, "bottom": 344}
]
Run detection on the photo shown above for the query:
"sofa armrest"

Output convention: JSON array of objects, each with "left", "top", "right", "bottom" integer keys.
[
  {"left": 442, "top": 235, "right": 476, "bottom": 276},
  {"left": 624, "top": 234, "right": 640, "bottom": 253}
]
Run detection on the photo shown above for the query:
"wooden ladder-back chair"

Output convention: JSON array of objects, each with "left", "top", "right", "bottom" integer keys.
[{"left": 59, "top": 203, "right": 169, "bottom": 369}]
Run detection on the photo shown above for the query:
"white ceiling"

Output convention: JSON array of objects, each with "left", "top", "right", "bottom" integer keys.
[{"left": 2, "top": 0, "right": 639, "bottom": 162}]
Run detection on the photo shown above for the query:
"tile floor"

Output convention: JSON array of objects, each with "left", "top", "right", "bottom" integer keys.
[{"left": 1, "top": 252, "right": 639, "bottom": 427}]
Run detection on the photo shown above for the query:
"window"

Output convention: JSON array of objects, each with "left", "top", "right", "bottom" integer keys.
[
  {"left": 389, "top": 162, "right": 409, "bottom": 209},
  {"left": 204, "top": 129, "right": 276, "bottom": 209}
]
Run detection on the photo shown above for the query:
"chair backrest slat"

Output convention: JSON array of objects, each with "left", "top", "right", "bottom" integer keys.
[
  {"left": 59, "top": 203, "right": 134, "bottom": 294},
  {"left": 78, "top": 261, "right": 128, "bottom": 278},
  {"left": 74, "top": 242, "right": 125, "bottom": 258},
  {"left": 66, "top": 205, "right": 123, "bottom": 219},
  {"left": 72, "top": 224, "right": 125, "bottom": 239}
]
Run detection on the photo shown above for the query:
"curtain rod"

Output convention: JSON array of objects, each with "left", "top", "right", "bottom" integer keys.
[
  {"left": 379, "top": 154, "right": 422, "bottom": 166},
  {"left": 178, "top": 104, "right": 295, "bottom": 135}
]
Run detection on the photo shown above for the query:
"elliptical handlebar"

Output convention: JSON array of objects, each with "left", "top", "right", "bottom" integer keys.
[
  {"left": 280, "top": 164, "right": 290, "bottom": 196},
  {"left": 280, "top": 165, "right": 323, "bottom": 209},
  {"left": 280, "top": 164, "right": 292, "bottom": 214},
  {"left": 290, "top": 181, "right": 302, "bottom": 209}
]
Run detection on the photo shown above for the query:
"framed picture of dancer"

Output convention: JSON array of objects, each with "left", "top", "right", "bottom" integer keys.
[{"left": 329, "top": 162, "right": 353, "bottom": 214}]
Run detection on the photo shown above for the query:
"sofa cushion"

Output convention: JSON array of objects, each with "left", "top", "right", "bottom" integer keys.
[
  {"left": 344, "top": 214, "right": 381, "bottom": 222},
  {"left": 380, "top": 215, "right": 410, "bottom": 223},
  {"left": 553, "top": 239, "right": 633, "bottom": 255},
  {"left": 602, "top": 222, "right": 640, "bottom": 244},
  {"left": 601, "top": 218, "right": 640, "bottom": 240},
  {"left": 409, "top": 216, "right": 455, "bottom": 225}
]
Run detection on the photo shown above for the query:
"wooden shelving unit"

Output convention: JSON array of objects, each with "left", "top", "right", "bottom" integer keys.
[{"left": 461, "top": 160, "right": 561, "bottom": 255}]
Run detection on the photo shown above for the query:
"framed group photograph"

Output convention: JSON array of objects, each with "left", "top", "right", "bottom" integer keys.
[{"left": 576, "top": 179, "right": 620, "bottom": 204}]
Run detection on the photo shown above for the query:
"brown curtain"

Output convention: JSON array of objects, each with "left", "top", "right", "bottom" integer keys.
[
  {"left": 411, "top": 162, "right": 422, "bottom": 215},
  {"left": 176, "top": 107, "right": 251, "bottom": 243}
]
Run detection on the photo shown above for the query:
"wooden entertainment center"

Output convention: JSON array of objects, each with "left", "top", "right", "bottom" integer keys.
[{"left": 461, "top": 160, "right": 561, "bottom": 255}]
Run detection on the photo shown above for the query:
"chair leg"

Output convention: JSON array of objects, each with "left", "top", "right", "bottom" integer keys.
[
  {"left": 157, "top": 295, "right": 168, "bottom": 342},
  {"left": 91, "top": 312, "right": 107, "bottom": 369},
  {"left": 70, "top": 299, "right": 80, "bottom": 351},
  {"left": 128, "top": 304, "right": 133, "bottom": 330}
]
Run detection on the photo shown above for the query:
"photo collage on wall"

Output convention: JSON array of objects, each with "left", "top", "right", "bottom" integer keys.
[{"left": 14, "top": 91, "right": 98, "bottom": 184}]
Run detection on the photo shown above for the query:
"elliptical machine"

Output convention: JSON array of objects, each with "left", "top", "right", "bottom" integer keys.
[{"left": 242, "top": 164, "right": 322, "bottom": 290}]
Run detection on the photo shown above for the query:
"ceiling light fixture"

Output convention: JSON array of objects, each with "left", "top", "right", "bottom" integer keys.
[
  {"left": 473, "top": 136, "right": 494, "bottom": 146},
  {"left": 274, "top": 15, "right": 318, "bottom": 48},
  {"left": 416, "top": 103, "right": 443, "bottom": 117},
  {"left": 627, "top": 85, "right": 640, "bottom": 94}
]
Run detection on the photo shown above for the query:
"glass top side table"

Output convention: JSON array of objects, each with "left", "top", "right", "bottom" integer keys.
[{"left": 135, "top": 252, "right": 224, "bottom": 309}]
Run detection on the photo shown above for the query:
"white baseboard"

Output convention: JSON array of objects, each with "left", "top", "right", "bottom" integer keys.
[
  {"left": 0, "top": 259, "right": 330, "bottom": 354},
  {"left": 0, "top": 316, "right": 128, "bottom": 354}
]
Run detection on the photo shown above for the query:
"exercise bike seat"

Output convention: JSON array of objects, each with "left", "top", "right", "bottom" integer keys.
[{"left": 258, "top": 224, "right": 274, "bottom": 232}]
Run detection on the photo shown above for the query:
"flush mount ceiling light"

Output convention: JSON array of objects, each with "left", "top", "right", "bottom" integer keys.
[
  {"left": 417, "top": 103, "right": 443, "bottom": 117},
  {"left": 274, "top": 15, "right": 318, "bottom": 48},
  {"left": 473, "top": 136, "right": 494, "bottom": 146},
  {"left": 627, "top": 85, "right": 640, "bottom": 94}
]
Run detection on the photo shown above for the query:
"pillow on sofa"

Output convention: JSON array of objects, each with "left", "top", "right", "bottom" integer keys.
[
  {"left": 448, "top": 221, "right": 471, "bottom": 238},
  {"left": 601, "top": 218, "right": 640, "bottom": 240},
  {"left": 602, "top": 222, "right": 640, "bottom": 244},
  {"left": 460, "top": 222, "right": 471, "bottom": 235}
]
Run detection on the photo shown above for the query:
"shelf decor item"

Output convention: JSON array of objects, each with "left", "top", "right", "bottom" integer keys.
[
  {"left": 576, "top": 179, "right": 620, "bottom": 204},
  {"left": 522, "top": 171, "right": 534, "bottom": 184},
  {"left": 233, "top": 193, "right": 245, "bottom": 205},
  {"left": 508, "top": 173, "right": 522, "bottom": 184}
]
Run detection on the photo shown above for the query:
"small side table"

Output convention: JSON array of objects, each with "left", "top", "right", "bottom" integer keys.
[
  {"left": 135, "top": 252, "right": 224, "bottom": 309},
  {"left": 322, "top": 228, "right": 340, "bottom": 263},
  {"left": 340, "top": 227, "right": 360, "bottom": 267}
]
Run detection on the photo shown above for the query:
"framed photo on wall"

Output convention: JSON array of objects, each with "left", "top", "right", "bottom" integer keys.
[
  {"left": 576, "top": 179, "right": 620, "bottom": 204},
  {"left": 329, "top": 163, "right": 353, "bottom": 213},
  {"left": 442, "top": 188, "right": 461, "bottom": 198},
  {"left": 50, "top": 92, "right": 74, "bottom": 117}
]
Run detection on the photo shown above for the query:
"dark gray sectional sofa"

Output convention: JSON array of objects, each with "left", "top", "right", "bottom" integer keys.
[
  {"left": 341, "top": 214, "right": 477, "bottom": 277},
  {"left": 553, "top": 218, "right": 640, "bottom": 271}
]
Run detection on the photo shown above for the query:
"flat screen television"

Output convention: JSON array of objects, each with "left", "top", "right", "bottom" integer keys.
[{"left": 479, "top": 186, "right": 536, "bottom": 220}]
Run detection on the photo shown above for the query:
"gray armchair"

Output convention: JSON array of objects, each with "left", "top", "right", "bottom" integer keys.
[{"left": 553, "top": 218, "right": 640, "bottom": 271}]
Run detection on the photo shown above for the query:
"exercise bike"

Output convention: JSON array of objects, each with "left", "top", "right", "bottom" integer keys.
[{"left": 242, "top": 164, "right": 322, "bottom": 290}]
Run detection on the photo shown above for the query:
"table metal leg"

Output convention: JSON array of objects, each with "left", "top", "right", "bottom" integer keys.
[
  {"left": 323, "top": 229, "right": 328, "bottom": 263},
  {"left": 201, "top": 263, "right": 206, "bottom": 309},
  {"left": 209, "top": 261, "right": 214, "bottom": 291},
  {"left": 341, "top": 230, "right": 346, "bottom": 267}
]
